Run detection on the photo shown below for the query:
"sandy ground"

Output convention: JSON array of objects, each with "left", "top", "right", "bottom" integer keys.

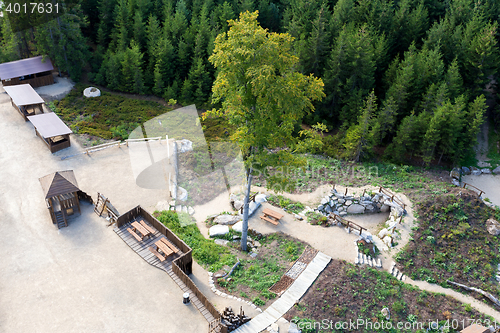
[
  {"left": 34, "top": 75, "right": 75, "bottom": 101},
  {"left": 0, "top": 88, "right": 205, "bottom": 332},
  {"left": 462, "top": 174, "right": 500, "bottom": 207}
]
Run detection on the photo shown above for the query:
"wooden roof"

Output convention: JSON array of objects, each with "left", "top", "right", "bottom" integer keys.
[
  {"left": 461, "top": 324, "right": 490, "bottom": 333},
  {"left": 0, "top": 56, "right": 54, "bottom": 80},
  {"left": 39, "top": 170, "right": 80, "bottom": 199},
  {"left": 3, "top": 84, "right": 44, "bottom": 106},
  {"left": 27, "top": 112, "right": 72, "bottom": 138}
]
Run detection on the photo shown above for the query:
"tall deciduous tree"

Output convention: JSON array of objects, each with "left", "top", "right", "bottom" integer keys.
[{"left": 208, "top": 11, "right": 325, "bottom": 251}]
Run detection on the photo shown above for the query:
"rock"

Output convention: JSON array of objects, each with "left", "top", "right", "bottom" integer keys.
[
  {"left": 481, "top": 168, "right": 492, "bottom": 174},
  {"left": 345, "top": 200, "right": 352, "bottom": 206},
  {"left": 271, "top": 323, "right": 279, "bottom": 331},
  {"left": 318, "top": 205, "right": 324, "bottom": 211},
  {"left": 294, "top": 214, "right": 303, "bottom": 220},
  {"left": 450, "top": 167, "right": 461, "bottom": 179},
  {"left": 182, "top": 206, "right": 188, "bottom": 213},
  {"left": 347, "top": 204, "right": 365, "bottom": 214},
  {"left": 177, "top": 139, "right": 193, "bottom": 153},
  {"left": 175, "top": 205, "right": 182, "bottom": 212},
  {"left": 188, "top": 206, "right": 195, "bottom": 215},
  {"left": 209, "top": 225, "right": 229, "bottom": 237},
  {"left": 248, "top": 201, "right": 261, "bottom": 216},
  {"left": 321, "top": 197, "right": 329, "bottom": 205},
  {"left": 214, "top": 239, "right": 229, "bottom": 246},
  {"left": 383, "top": 235, "right": 392, "bottom": 245},
  {"left": 83, "top": 87, "right": 101, "bottom": 97},
  {"left": 486, "top": 218, "right": 500, "bottom": 236},
  {"left": 288, "top": 322, "right": 300, "bottom": 333},
  {"left": 493, "top": 166, "right": 500, "bottom": 174},
  {"left": 249, "top": 252, "right": 258, "bottom": 258},
  {"left": 471, "top": 167, "right": 482, "bottom": 176},
  {"left": 339, "top": 212, "right": 347, "bottom": 216},
  {"left": 380, "top": 204, "right": 391, "bottom": 213},
  {"left": 232, "top": 221, "right": 243, "bottom": 233},
  {"left": 233, "top": 200, "right": 243, "bottom": 211},
  {"left": 338, "top": 199, "right": 345, "bottom": 204},
  {"left": 177, "top": 186, "right": 188, "bottom": 201},
  {"left": 155, "top": 200, "right": 170, "bottom": 211},
  {"left": 255, "top": 194, "right": 267, "bottom": 203},
  {"left": 461, "top": 166, "right": 471, "bottom": 175},
  {"left": 378, "top": 228, "right": 388, "bottom": 238},
  {"left": 214, "top": 214, "right": 241, "bottom": 225},
  {"left": 325, "top": 205, "right": 332, "bottom": 213},
  {"left": 381, "top": 307, "right": 390, "bottom": 320},
  {"left": 452, "top": 179, "right": 460, "bottom": 186},
  {"left": 253, "top": 241, "right": 261, "bottom": 247}
]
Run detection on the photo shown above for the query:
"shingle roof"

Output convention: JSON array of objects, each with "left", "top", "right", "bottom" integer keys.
[{"left": 39, "top": 170, "right": 80, "bottom": 199}]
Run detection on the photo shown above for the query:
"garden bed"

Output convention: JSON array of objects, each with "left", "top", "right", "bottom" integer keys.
[
  {"left": 395, "top": 188, "right": 500, "bottom": 304},
  {"left": 285, "top": 260, "right": 491, "bottom": 333}
]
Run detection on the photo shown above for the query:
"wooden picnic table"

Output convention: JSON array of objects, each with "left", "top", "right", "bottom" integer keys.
[
  {"left": 260, "top": 208, "right": 284, "bottom": 226},
  {"left": 139, "top": 220, "right": 156, "bottom": 235},
  {"left": 132, "top": 221, "right": 152, "bottom": 238},
  {"left": 155, "top": 239, "right": 174, "bottom": 257}
]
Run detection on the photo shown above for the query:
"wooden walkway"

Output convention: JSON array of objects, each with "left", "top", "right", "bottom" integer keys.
[
  {"left": 232, "top": 252, "right": 332, "bottom": 333},
  {"left": 114, "top": 219, "right": 216, "bottom": 323}
]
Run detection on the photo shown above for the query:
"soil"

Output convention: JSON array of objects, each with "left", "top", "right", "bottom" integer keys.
[{"left": 285, "top": 260, "right": 490, "bottom": 333}]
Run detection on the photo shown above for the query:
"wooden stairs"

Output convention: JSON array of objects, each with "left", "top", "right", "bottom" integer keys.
[{"left": 54, "top": 211, "right": 67, "bottom": 229}]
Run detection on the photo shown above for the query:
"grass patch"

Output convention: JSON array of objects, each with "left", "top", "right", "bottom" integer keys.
[
  {"left": 286, "top": 260, "right": 491, "bottom": 332},
  {"left": 305, "top": 211, "right": 328, "bottom": 226},
  {"left": 155, "top": 210, "right": 236, "bottom": 272},
  {"left": 395, "top": 188, "right": 500, "bottom": 303},
  {"left": 266, "top": 194, "right": 305, "bottom": 214}
]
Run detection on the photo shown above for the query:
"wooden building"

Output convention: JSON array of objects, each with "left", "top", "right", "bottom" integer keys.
[
  {"left": 0, "top": 56, "right": 54, "bottom": 87},
  {"left": 3, "top": 84, "right": 44, "bottom": 121},
  {"left": 27, "top": 112, "right": 73, "bottom": 153},
  {"left": 39, "top": 171, "right": 81, "bottom": 229}
]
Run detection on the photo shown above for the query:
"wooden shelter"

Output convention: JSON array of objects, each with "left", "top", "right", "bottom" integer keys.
[
  {"left": 39, "top": 171, "right": 81, "bottom": 229},
  {"left": 4, "top": 84, "right": 44, "bottom": 121},
  {"left": 27, "top": 112, "right": 73, "bottom": 153},
  {"left": 0, "top": 56, "right": 54, "bottom": 87}
]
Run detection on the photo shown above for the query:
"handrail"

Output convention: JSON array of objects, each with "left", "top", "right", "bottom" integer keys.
[
  {"left": 330, "top": 213, "right": 365, "bottom": 235},
  {"left": 462, "top": 182, "right": 485, "bottom": 197},
  {"left": 379, "top": 186, "right": 406, "bottom": 210}
]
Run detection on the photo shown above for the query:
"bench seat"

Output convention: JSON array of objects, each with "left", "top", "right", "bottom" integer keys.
[
  {"left": 127, "top": 227, "right": 143, "bottom": 241},
  {"left": 260, "top": 215, "right": 279, "bottom": 225},
  {"left": 149, "top": 246, "right": 166, "bottom": 262}
]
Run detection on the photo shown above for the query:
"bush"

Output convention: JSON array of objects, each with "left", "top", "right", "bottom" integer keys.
[{"left": 252, "top": 297, "right": 265, "bottom": 306}]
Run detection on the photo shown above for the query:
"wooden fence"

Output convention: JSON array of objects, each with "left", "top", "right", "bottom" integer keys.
[
  {"left": 379, "top": 186, "right": 406, "bottom": 210},
  {"left": 462, "top": 182, "right": 485, "bottom": 197},
  {"left": 329, "top": 213, "right": 365, "bottom": 235},
  {"left": 116, "top": 206, "right": 227, "bottom": 332}
]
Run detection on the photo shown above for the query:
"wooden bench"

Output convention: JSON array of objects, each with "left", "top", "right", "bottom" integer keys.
[
  {"left": 159, "top": 237, "right": 179, "bottom": 254},
  {"left": 127, "top": 227, "right": 143, "bottom": 242},
  {"left": 260, "top": 208, "right": 284, "bottom": 226},
  {"left": 149, "top": 246, "right": 166, "bottom": 262},
  {"left": 139, "top": 220, "right": 156, "bottom": 235}
]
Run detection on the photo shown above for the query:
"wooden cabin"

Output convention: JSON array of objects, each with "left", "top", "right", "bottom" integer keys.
[
  {"left": 39, "top": 171, "right": 81, "bottom": 229},
  {"left": 0, "top": 56, "right": 54, "bottom": 87},
  {"left": 27, "top": 112, "right": 73, "bottom": 153},
  {"left": 3, "top": 84, "right": 44, "bottom": 121}
]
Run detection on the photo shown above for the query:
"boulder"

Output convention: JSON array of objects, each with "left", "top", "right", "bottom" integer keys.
[
  {"left": 380, "top": 204, "right": 391, "bottom": 213},
  {"left": 214, "top": 215, "right": 241, "bottom": 225},
  {"left": 345, "top": 200, "right": 353, "bottom": 206},
  {"left": 493, "top": 166, "right": 500, "bottom": 175},
  {"left": 214, "top": 239, "right": 229, "bottom": 246},
  {"left": 347, "top": 204, "right": 365, "bottom": 214},
  {"left": 338, "top": 199, "right": 345, "bottom": 204},
  {"left": 177, "top": 139, "right": 193, "bottom": 153},
  {"left": 321, "top": 197, "right": 329, "bottom": 205},
  {"left": 325, "top": 205, "right": 333, "bottom": 213},
  {"left": 209, "top": 225, "right": 229, "bottom": 237},
  {"left": 478, "top": 161, "right": 491, "bottom": 168},
  {"left": 481, "top": 168, "right": 492, "bottom": 174},
  {"left": 470, "top": 167, "right": 481, "bottom": 176},
  {"left": 452, "top": 179, "right": 460, "bottom": 186},
  {"left": 378, "top": 228, "right": 388, "bottom": 238},
  {"left": 461, "top": 166, "right": 471, "bottom": 175},
  {"left": 188, "top": 206, "right": 195, "bottom": 215},
  {"left": 486, "top": 218, "right": 500, "bottom": 236},
  {"left": 255, "top": 194, "right": 267, "bottom": 203},
  {"left": 233, "top": 200, "right": 243, "bottom": 211},
  {"left": 232, "top": 221, "right": 243, "bottom": 233},
  {"left": 177, "top": 186, "right": 188, "bottom": 201},
  {"left": 450, "top": 167, "right": 461, "bottom": 179}
]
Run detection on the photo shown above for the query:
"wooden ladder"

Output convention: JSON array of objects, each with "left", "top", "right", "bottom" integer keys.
[
  {"left": 94, "top": 193, "right": 109, "bottom": 217},
  {"left": 55, "top": 211, "right": 67, "bottom": 229}
]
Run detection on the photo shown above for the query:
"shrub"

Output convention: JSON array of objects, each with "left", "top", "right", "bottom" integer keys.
[{"left": 252, "top": 297, "right": 265, "bottom": 306}]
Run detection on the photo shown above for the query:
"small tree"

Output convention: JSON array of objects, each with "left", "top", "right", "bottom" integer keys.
[{"left": 207, "top": 11, "right": 325, "bottom": 251}]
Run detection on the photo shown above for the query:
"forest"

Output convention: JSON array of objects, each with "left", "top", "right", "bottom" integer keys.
[{"left": 0, "top": 0, "right": 499, "bottom": 166}]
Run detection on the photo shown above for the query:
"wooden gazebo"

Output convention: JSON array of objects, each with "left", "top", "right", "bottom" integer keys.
[
  {"left": 4, "top": 84, "right": 44, "bottom": 121},
  {"left": 0, "top": 55, "right": 54, "bottom": 87},
  {"left": 27, "top": 112, "right": 73, "bottom": 153},
  {"left": 39, "top": 170, "right": 81, "bottom": 229}
]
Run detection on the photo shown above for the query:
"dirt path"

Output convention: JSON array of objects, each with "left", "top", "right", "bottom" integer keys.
[
  {"left": 192, "top": 183, "right": 500, "bottom": 322},
  {"left": 462, "top": 174, "right": 500, "bottom": 207}
]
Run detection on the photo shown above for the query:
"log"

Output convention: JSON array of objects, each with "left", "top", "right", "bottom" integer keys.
[
  {"left": 446, "top": 280, "right": 500, "bottom": 308},
  {"left": 220, "top": 259, "right": 241, "bottom": 280}
]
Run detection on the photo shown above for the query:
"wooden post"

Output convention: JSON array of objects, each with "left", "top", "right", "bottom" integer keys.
[
  {"left": 345, "top": 188, "right": 348, "bottom": 196},
  {"left": 166, "top": 135, "right": 169, "bottom": 160},
  {"left": 399, "top": 216, "right": 403, "bottom": 224},
  {"left": 362, "top": 189, "right": 366, "bottom": 197}
]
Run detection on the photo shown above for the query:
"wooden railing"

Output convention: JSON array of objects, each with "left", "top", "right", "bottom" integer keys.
[
  {"left": 462, "top": 182, "right": 485, "bottom": 197},
  {"left": 116, "top": 206, "right": 227, "bottom": 332},
  {"left": 329, "top": 213, "right": 365, "bottom": 235},
  {"left": 379, "top": 186, "right": 406, "bottom": 210}
]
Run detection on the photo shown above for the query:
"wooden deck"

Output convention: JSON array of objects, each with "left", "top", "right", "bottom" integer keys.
[{"left": 114, "top": 219, "right": 217, "bottom": 324}]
